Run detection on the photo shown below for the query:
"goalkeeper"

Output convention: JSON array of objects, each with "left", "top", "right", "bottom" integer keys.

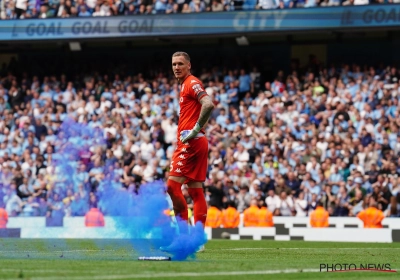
[{"left": 162, "top": 51, "right": 214, "bottom": 252}]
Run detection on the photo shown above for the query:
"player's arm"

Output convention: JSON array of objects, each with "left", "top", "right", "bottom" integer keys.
[
  {"left": 180, "top": 91, "right": 214, "bottom": 143},
  {"left": 197, "top": 92, "right": 215, "bottom": 129}
]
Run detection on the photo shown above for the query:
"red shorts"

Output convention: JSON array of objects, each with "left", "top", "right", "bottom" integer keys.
[{"left": 169, "top": 136, "right": 209, "bottom": 183}]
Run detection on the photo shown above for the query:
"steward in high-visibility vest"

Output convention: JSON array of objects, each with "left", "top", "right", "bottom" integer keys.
[
  {"left": 357, "top": 200, "right": 385, "bottom": 228},
  {"left": 222, "top": 201, "right": 240, "bottom": 228},
  {"left": 243, "top": 199, "right": 259, "bottom": 227},
  {"left": 310, "top": 202, "right": 329, "bottom": 228},
  {"left": 205, "top": 205, "right": 222, "bottom": 228},
  {"left": 258, "top": 202, "right": 274, "bottom": 227},
  {"left": 85, "top": 208, "right": 105, "bottom": 227},
  {"left": 0, "top": 207, "right": 8, "bottom": 228}
]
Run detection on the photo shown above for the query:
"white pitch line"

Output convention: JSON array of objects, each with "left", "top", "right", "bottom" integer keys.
[
  {"left": 213, "top": 248, "right": 400, "bottom": 251},
  {"left": 0, "top": 249, "right": 119, "bottom": 253},
  {"left": 5, "top": 268, "right": 400, "bottom": 280},
  {"left": 29, "top": 269, "right": 326, "bottom": 280},
  {"left": 1, "top": 248, "right": 398, "bottom": 254},
  {"left": 0, "top": 269, "right": 82, "bottom": 274}
]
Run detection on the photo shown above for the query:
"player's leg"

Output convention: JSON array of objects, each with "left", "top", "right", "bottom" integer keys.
[
  {"left": 162, "top": 137, "right": 208, "bottom": 253},
  {"left": 187, "top": 181, "right": 207, "bottom": 228},
  {"left": 160, "top": 148, "right": 191, "bottom": 252},
  {"left": 160, "top": 175, "right": 190, "bottom": 252},
  {"left": 186, "top": 137, "right": 209, "bottom": 228},
  {"left": 166, "top": 176, "right": 188, "bottom": 232},
  {"left": 167, "top": 144, "right": 191, "bottom": 234},
  {"left": 187, "top": 181, "right": 207, "bottom": 253}
]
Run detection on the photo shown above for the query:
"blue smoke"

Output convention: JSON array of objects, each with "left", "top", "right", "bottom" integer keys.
[{"left": 50, "top": 118, "right": 207, "bottom": 261}]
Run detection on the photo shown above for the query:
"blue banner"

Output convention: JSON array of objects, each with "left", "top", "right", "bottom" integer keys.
[{"left": 1, "top": 5, "right": 400, "bottom": 41}]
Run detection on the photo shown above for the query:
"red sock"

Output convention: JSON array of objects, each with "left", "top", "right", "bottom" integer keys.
[
  {"left": 166, "top": 179, "right": 188, "bottom": 233},
  {"left": 188, "top": 188, "right": 207, "bottom": 228}
]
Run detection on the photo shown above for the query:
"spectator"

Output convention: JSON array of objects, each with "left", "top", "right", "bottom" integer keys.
[
  {"left": 294, "top": 191, "right": 308, "bottom": 217},
  {"left": 206, "top": 180, "right": 224, "bottom": 210},
  {"left": 155, "top": 0, "right": 167, "bottom": 13},
  {"left": 4, "top": 184, "right": 23, "bottom": 217},
  {"left": 304, "top": 0, "right": 317, "bottom": 7},
  {"left": 238, "top": 69, "right": 253, "bottom": 100},
  {"left": 181, "top": 3, "right": 191, "bottom": 12},
  {"left": 100, "top": 0, "right": 112, "bottom": 16},
  {"left": 286, "top": 171, "right": 300, "bottom": 196},
  {"left": 78, "top": 6, "right": 91, "bottom": 16},
  {"left": 166, "top": 0, "right": 179, "bottom": 13},
  {"left": 38, "top": 5, "right": 51, "bottom": 18},
  {"left": 257, "top": 0, "right": 277, "bottom": 9},
  {"left": 348, "top": 189, "right": 364, "bottom": 216},
  {"left": 49, "top": 193, "right": 65, "bottom": 218},
  {"left": 224, "top": 82, "right": 238, "bottom": 106},
  {"left": 237, "top": 186, "right": 251, "bottom": 212},
  {"left": 277, "top": 191, "right": 294, "bottom": 216},
  {"left": 15, "top": 0, "right": 28, "bottom": 18},
  {"left": 385, "top": 196, "right": 400, "bottom": 217},
  {"left": 233, "top": 143, "right": 249, "bottom": 171},
  {"left": 210, "top": 0, "right": 224, "bottom": 11},
  {"left": 21, "top": 196, "right": 39, "bottom": 216},
  {"left": 71, "top": 193, "right": 89, "bottom": 216},
  {"left": 243, "top": 0, "right": 257, "bottom": 9},
  {"left": 335, "top": 186, "right": 350, "bottom": 216},
  {"left": 113, "top": 0, "right": 126, "bottom": 15},
  {"left": 225, "top": 186, "right": 239, "bottom": 207},
  {"left": 279, "top": 0, "right": 293, "bottom": 9},
  {"left": 265, "top": 189, "right": 279, "bottom": 213}
]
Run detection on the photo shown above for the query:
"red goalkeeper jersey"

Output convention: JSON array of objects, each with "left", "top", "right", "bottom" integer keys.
[{"left": 177, "top": 75, "right": 206, "bottom": 139}]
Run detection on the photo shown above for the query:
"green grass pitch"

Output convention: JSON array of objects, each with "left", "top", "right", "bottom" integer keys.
[{"left": 0, "top": 239, "right": 399, "bottom": 279}]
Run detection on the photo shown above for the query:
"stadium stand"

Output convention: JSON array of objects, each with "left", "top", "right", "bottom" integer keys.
[
  {"left": 0, "top": 0, "right": 396, "bottom": 20},
  {"left": 0, "top": 57, "right": 400, "bottom": 220}
]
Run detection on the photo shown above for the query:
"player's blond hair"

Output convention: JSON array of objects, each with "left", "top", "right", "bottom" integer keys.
[{"left": 172, "top": 51, "right": 190, "bottom": 62}]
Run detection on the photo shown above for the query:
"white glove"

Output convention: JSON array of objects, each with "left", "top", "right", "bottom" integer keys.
[{"left": 179, "top": 122, "right": 201, "bottom": 143}]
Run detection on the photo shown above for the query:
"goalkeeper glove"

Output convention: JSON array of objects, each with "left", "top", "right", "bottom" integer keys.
[{"left": 179, "top": 122, "right": 201, "bottom": 143}]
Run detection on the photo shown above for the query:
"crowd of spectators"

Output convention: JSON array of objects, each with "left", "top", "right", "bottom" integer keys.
[
  {"left": 1, "top": 0, "right": 399, "bottom": 20},
  {"left": 0, "top": 56, "right": 400, "bottom": 219}
]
